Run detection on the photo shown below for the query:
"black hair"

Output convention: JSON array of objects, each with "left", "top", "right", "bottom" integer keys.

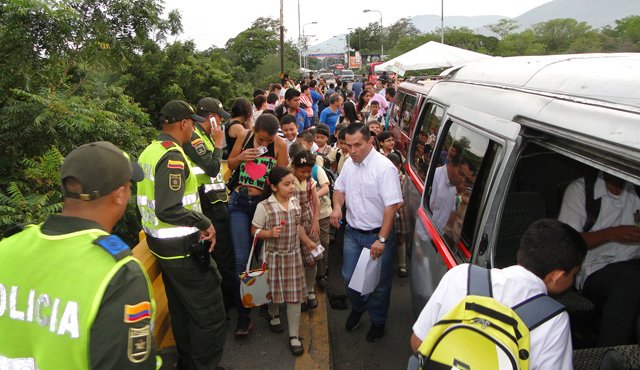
[
  {"left": 269, "top": 83, "right": 282, "bottom": 92},
  {"left": 337, "top": 128, "right": 347, "bottom": 140},
  {"left": 329, "top": 83, "right": 335, "bottom": 89},
  {"left": 285, "top": 88, "right": 301, "bottom": 101},
  {"left": 386, "top": 87, "right": 396, "bottom": 98},
  {"left": 316, "top": 123, "right": 330, "bottom": 133},
  {"left": 315, "top": 127, "right": 330, "bottom": 138},
  {"left": 387, "top": 152, "right": 402, "bottom": 166},
  {"left": 288, "top": 141, "right": 305, "bottom": 159},
  {"left": 309, "top": 80, "right": 317, "bottom": 88},
  {"left": 280, "top": 114, "right": 296, "bottom": 127},
  {"left": 328, "top": 93, "right": 341, "bottom": 105},
  {"left": 370, "top": 100, "right": 380, "bottom": 106},
  {"left": 253, "top": 88, "right": 266, "bottom": 98},
  {"left": 377, "top": 131, "right": 393, "bottom": 142},
  {"left": 342, "top": 101, "right": 358, "bottom": 123},
  {"left": 517, "top": 219, "right": 587, "bottom": 280},
  {"left": 254, "top": 113, "right": 279, "bottom": 136},
  {"left": 262, "top": 166, "right": 293, "bottom": 199},
  {"left": 267, "top": 92, "right": 279, "bottom": 104},
  {"left": 300, "top": 84, "right": 309, "bottom": 93},
  {"left": 297, "top": 130, "right": 314, "bottom": 143},
  {"left": 254, "top": 94, "right": 267, "bottom": 109},
  {"left": 344, "top": 122, "right": 371, "bottom": 141},
  {"left": 291, "top": 150, "right": 316, "bottom": 169},
  {"left": 231, "top": 98, "right": 252, "bottom": 120}
]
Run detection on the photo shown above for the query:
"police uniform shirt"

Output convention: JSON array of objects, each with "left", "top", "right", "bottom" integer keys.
[
  {"left": 41, "top": 215, "right": 156, "bottom": 369},
  {"left": 412, "top": 264, "right": 573, "bottom": 370},
  {"left": 182, "top": 123, "right": 223, "bottom": 179},
  {"left": 154, "top": 133, "right": 211, "bottom": 230},
  {"left": 558, "top": 174, "right": 640, "bottom": 289}
]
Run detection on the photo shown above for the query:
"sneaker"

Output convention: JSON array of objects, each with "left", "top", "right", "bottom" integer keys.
[
  {"left": 307, "top": 293, "right": 318, "bottom": 309},
  {"left": 234, "top": 316, "right": 253, "bottom": 337},
  {"left": 289, "top": 336, "right": 304, "bottom": 356},
  {"left": 268, "top": 316, "right": 284, "bottom": 333},
  {"left": 345, "top": 310, "right": 363, "bottom": 331},
  {"left": 398, "top": 267, "right": 408, "bottom": 278},
  {"left": 366, "top": 323, "right": 385, "bottom": 342}
]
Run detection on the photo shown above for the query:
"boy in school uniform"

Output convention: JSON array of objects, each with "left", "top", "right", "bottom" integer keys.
[{"left": 411, "top": 219, "right": 587, "bottom": 369}]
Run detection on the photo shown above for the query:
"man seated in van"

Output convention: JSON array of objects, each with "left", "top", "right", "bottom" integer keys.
[
  {"left": 429, "top": 154, "right": 473, "bottom": 231},
  {"left": 410, "top": 219, "right": 586, "bottom": 369},
  {"left": 558, "top": 171, "right": 640, "bottom": 346}
]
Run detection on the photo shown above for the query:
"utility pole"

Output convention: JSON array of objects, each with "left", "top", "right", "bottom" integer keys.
[
  {"left": 441, "top": 0, "right": 444, "bottom": 43},
  {"left": 280, "top": 0, "right": 285, "bottom": 75},
  {"left": 298, "top": 0, "right": 302, "bottom": 69}
]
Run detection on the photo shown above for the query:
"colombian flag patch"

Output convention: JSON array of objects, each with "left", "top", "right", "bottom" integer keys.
[
  {"left": 167, "top": 160, "right": 184, "bottom": 170},
  {"left": 191, "top": 138, "right": 204, "bottom": 146},
  {"left": 124, "top": 301, "right": 151, "bottom": 323}
]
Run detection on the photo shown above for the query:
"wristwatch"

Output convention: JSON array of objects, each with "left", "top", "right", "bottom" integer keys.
[{"left": 377, "top": 235, "right": 387, "bottom": 244}]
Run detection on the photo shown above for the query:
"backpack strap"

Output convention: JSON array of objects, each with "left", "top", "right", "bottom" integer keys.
[
  {"left": 312, "top": 164, "right": 318, "bottom": 182},
  {"left": 467, "top": 264, "right": 493, "bottom": 297},
  {"left": 512, "top": 293, "right": 566, "bottom": 331},
  {"left": 583, "top": 172, "right": 601, "bottom": 232}
]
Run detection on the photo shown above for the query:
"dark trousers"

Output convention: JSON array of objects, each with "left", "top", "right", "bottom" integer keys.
[
  {"left": 583, "top": 259, "right": 640, "bottom": 347},
  {"left": 147, "top": 233, "right": 226, "bottom": 370},
  {"left": 202, "top": 199, "right": 236, "bottom": 313}
]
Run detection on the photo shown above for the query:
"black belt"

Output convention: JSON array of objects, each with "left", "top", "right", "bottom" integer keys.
[{"left": 348, "top": 224, "right": 381, "bottom": 235}]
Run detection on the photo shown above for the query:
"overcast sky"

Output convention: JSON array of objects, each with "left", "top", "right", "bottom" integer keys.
[{"left": 162, "top": 0, "right": 553, "bottom": 50}]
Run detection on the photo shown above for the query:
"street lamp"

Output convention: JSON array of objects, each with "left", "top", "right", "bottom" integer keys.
[
  {"left": 302, "top": 22, "right": 317, "bottom": 70},
  {"left": 363, "top": 9, "right": 383, "bottom": 58}
]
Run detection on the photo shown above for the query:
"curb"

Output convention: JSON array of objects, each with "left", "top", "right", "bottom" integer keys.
[{"left": 296, "top": 288, "right": 332, "bottom": 370}]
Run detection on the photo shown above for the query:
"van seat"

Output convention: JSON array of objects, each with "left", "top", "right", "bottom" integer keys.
[
  {"left": 574, "top": 345, "right": 640, "bottom": 370},
  {"left": 557, "top": 289, "right": 595, "bottom": 312},
  {"left": 494, "top": 192, "right": 545, "bottom": 268}
]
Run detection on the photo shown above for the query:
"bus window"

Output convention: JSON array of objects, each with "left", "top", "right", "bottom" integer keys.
[
  {"left": 409, "top": 103, "right": 444, "bottom": 182},
  {"left": 400, "top": 95, "right": 418, "bottom": 134}
]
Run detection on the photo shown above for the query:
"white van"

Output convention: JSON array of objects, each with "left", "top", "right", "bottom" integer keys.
[{"left": 399, "top": 53, "right": 640, "bottom": 367}]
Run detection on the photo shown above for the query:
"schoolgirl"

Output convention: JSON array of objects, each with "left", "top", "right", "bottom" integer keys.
[{"left": 251, "top": 167, "right": 317, "bottom": 356}]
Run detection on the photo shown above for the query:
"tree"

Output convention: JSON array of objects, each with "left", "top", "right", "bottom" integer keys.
[
  {"left": 530, "top": 18, "right": 595, "bottom": 53},
  {"left": 602, "top": 16, "right": 640, "bottom": 51},
  {"left": 225, "top": 17, "right": 281, "bottom": 74},
  {"left": 384, "top": 18, "right": 421, "bottom": 53},
  {"left": 487, "top": 18, "right": 519, "bottom": 39}
]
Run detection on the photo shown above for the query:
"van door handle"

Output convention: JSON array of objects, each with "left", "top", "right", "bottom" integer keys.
[{"left": 478, "top": 233, "right": 489, "bottom": 256}]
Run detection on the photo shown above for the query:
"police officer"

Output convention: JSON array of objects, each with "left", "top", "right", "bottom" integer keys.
[
  {"left": 0, "top": 141, "right": 155, "bottom": 369},
  {"left": 181, "top": 97, "right": 235, "bottom": 313},
  {"left": 136, "top": 100, "right": 226, "bottom": 370}
]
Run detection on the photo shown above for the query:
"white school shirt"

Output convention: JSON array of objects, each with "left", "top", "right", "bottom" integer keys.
[
  {"left": 558, "top": 174, "right": 640, "bottom": 289},
  {"left": 413, "top": 264, "right": 573, "bottom": 370},
  {"left": 429, "top": 165, "right": 457, "bottom": 230},
  {"left": 334, "top": 148, "right": 403, "bottom": 230}
]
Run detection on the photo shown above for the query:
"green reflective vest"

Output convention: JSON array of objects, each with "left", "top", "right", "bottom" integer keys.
[
  {"left": 188, "top": 126, "right": 228, "bottom": 203},
  {"left": 0, "top": 225, "right": 153, "bottom": 370},
  {"left": 137, "top": 140, "right": 201, "bottom": 239}
]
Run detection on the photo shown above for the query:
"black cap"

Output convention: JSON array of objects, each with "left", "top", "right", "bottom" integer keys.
[
  {"left": 196, "top": 97, "right": 230, "bottom": 120},
  {"left": 61, "top": 141, "right": 144, "bottom": 201},
  {"left": 160, "top": 100, "right": 205, "bottom": 124}
]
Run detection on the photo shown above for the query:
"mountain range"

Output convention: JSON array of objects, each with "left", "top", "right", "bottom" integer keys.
[{"left": 309, "top": 0, "right": 640, "bottom": 54}]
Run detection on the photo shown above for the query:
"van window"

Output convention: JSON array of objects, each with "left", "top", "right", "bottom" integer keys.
[
  {"left": 392, "top": 90, "right": 406, "bottom": 124},
  {"left": 400, "top": 95, "right": 418, "bottom": 134},
  {"left": 409, "top": 103, "right": 444, "bottom": 181},
  {"left": 424, "top": 121, "right": 495, "bottom": 262}
]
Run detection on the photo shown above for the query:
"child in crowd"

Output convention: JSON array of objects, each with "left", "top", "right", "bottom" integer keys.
[
  {"left": 290, "top": 151, "right": 323, "bottom": 311},
  {"left": 367, "top": 119, "right": 383, "bottom": 151},
  {"left": 378, "top": 131, "right": 404, "bottom": 161},
  {"left": 368, "top": 100, "right": 383, "bottom": 122},
  {"left": 327, "top": 128, "right": 349, "bottom": 175},
  {"left": 251, "top": 166, "right": 317, "bottom": 356},
  {"left": 280, "top": 115, "right": 298, "bottom": 150},
  {"left": 387, "top": 153, "right": 408, "bottom": 277},
  {"left": 314, "top": 126, "right": 334, "bottom": 158}
]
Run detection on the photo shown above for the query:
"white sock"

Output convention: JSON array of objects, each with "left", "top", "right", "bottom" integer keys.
[
  {"left": 287, "top": 303, "right": 301, "bottom": 338},
  {"left": 305, "top": 264, "right": 317, "bottom": 296}
]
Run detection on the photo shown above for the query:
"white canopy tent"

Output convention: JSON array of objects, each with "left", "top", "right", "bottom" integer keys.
[{"left": 375, "top": 41, "right": 492, "bottom": 76}]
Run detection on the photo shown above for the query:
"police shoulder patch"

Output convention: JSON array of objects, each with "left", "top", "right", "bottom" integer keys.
[
  {"left": 192, "top": 138, "right": 206, "bottom": 156},
  {"left": 161, "top": 141, "right": 175, "bottom": 149},
  {"left": 127, "top": 325, "right": 151, "bottom": 363},
  {"left": 94, "top": 234, "right": 131, "bottom": 261},
  {"left": 169, "top": 173, "right": 182, "bottom": 191}
]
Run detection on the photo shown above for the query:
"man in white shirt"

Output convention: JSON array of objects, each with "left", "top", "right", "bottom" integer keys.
[
  {"left": 411, "top": 219, "right": 586, "bottom": 369},
  {"left": 330, "top": 123, "right": 403, "bottom": 342},
  {"left": 429, "top": 157, "right": 473, "bottom": 231},
  {"left": 558, "top": 171, "right": 640, "bottom": 346}
]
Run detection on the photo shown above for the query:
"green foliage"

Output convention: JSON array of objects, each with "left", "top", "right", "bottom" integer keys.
[
  {"left": 530, "top": 18, "right": 599, "bottom": 53},
  {"left": 486, "top": 19, "right": 520, "bottom": 39},
  {"left": 225, "top": 17, "right": 282, "bottom": 74}
]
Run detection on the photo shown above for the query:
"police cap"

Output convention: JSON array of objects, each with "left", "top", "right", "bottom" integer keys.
[{"left": 159, "top": 100, "right": 205, "bottom": 125}]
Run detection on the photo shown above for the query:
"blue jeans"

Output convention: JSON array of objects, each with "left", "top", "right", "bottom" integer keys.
[
  {"left": 228, "top": 190, "right": 261, "bottom": 316},
  {"left": 342, "top": 224, "right": 396, "bottom": 326}
]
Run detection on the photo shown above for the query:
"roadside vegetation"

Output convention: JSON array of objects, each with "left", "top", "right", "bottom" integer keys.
[{"left": 1, "top": 0, "right": 638, "bottom": 243}]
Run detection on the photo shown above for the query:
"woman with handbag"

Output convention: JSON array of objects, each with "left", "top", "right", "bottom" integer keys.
[
  {"left": 251, "top": 166, "right": 317, "bottom": 356},
  {"left": 227, "top": 113, "right": 288, "bottom": 336}
]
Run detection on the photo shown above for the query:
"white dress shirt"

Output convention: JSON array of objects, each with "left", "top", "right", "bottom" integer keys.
[
  {"left": 429, "top": 165, "right": 457, "bottom": 230},
  {"left": 413, "top": 264, "right": 573, "bottom": 370},
  {"left": 558, "top": 174, "right": 640, "bottom": 288},
  {"left": 334, "top": 149, "right": 403, "bottom": 230}
]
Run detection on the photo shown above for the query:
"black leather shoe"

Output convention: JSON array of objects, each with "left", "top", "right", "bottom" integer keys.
[
  {"left": 345, "top": 310, "right": 363, "bottom": 331},
  {"left": 289, "top": 336, "right": 304, "bottom": 356},
  {"left": 366, "top": 323, "right": 385, "bottom": 342}
]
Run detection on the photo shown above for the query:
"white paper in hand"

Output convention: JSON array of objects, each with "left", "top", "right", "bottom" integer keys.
[
  {"left": 348, "top": 248, "right": 381, "bottom": 295},
  {"left": 311, "top": 244, "right": 325, "bottom": 258}
]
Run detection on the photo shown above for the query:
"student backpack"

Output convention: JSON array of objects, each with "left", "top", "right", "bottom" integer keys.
[
  {"left": 412, "top": 265, "right": 565, "bottom": 370},
  {"left": 311, "top": 164, "right": 336, "bottom": 204}
]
